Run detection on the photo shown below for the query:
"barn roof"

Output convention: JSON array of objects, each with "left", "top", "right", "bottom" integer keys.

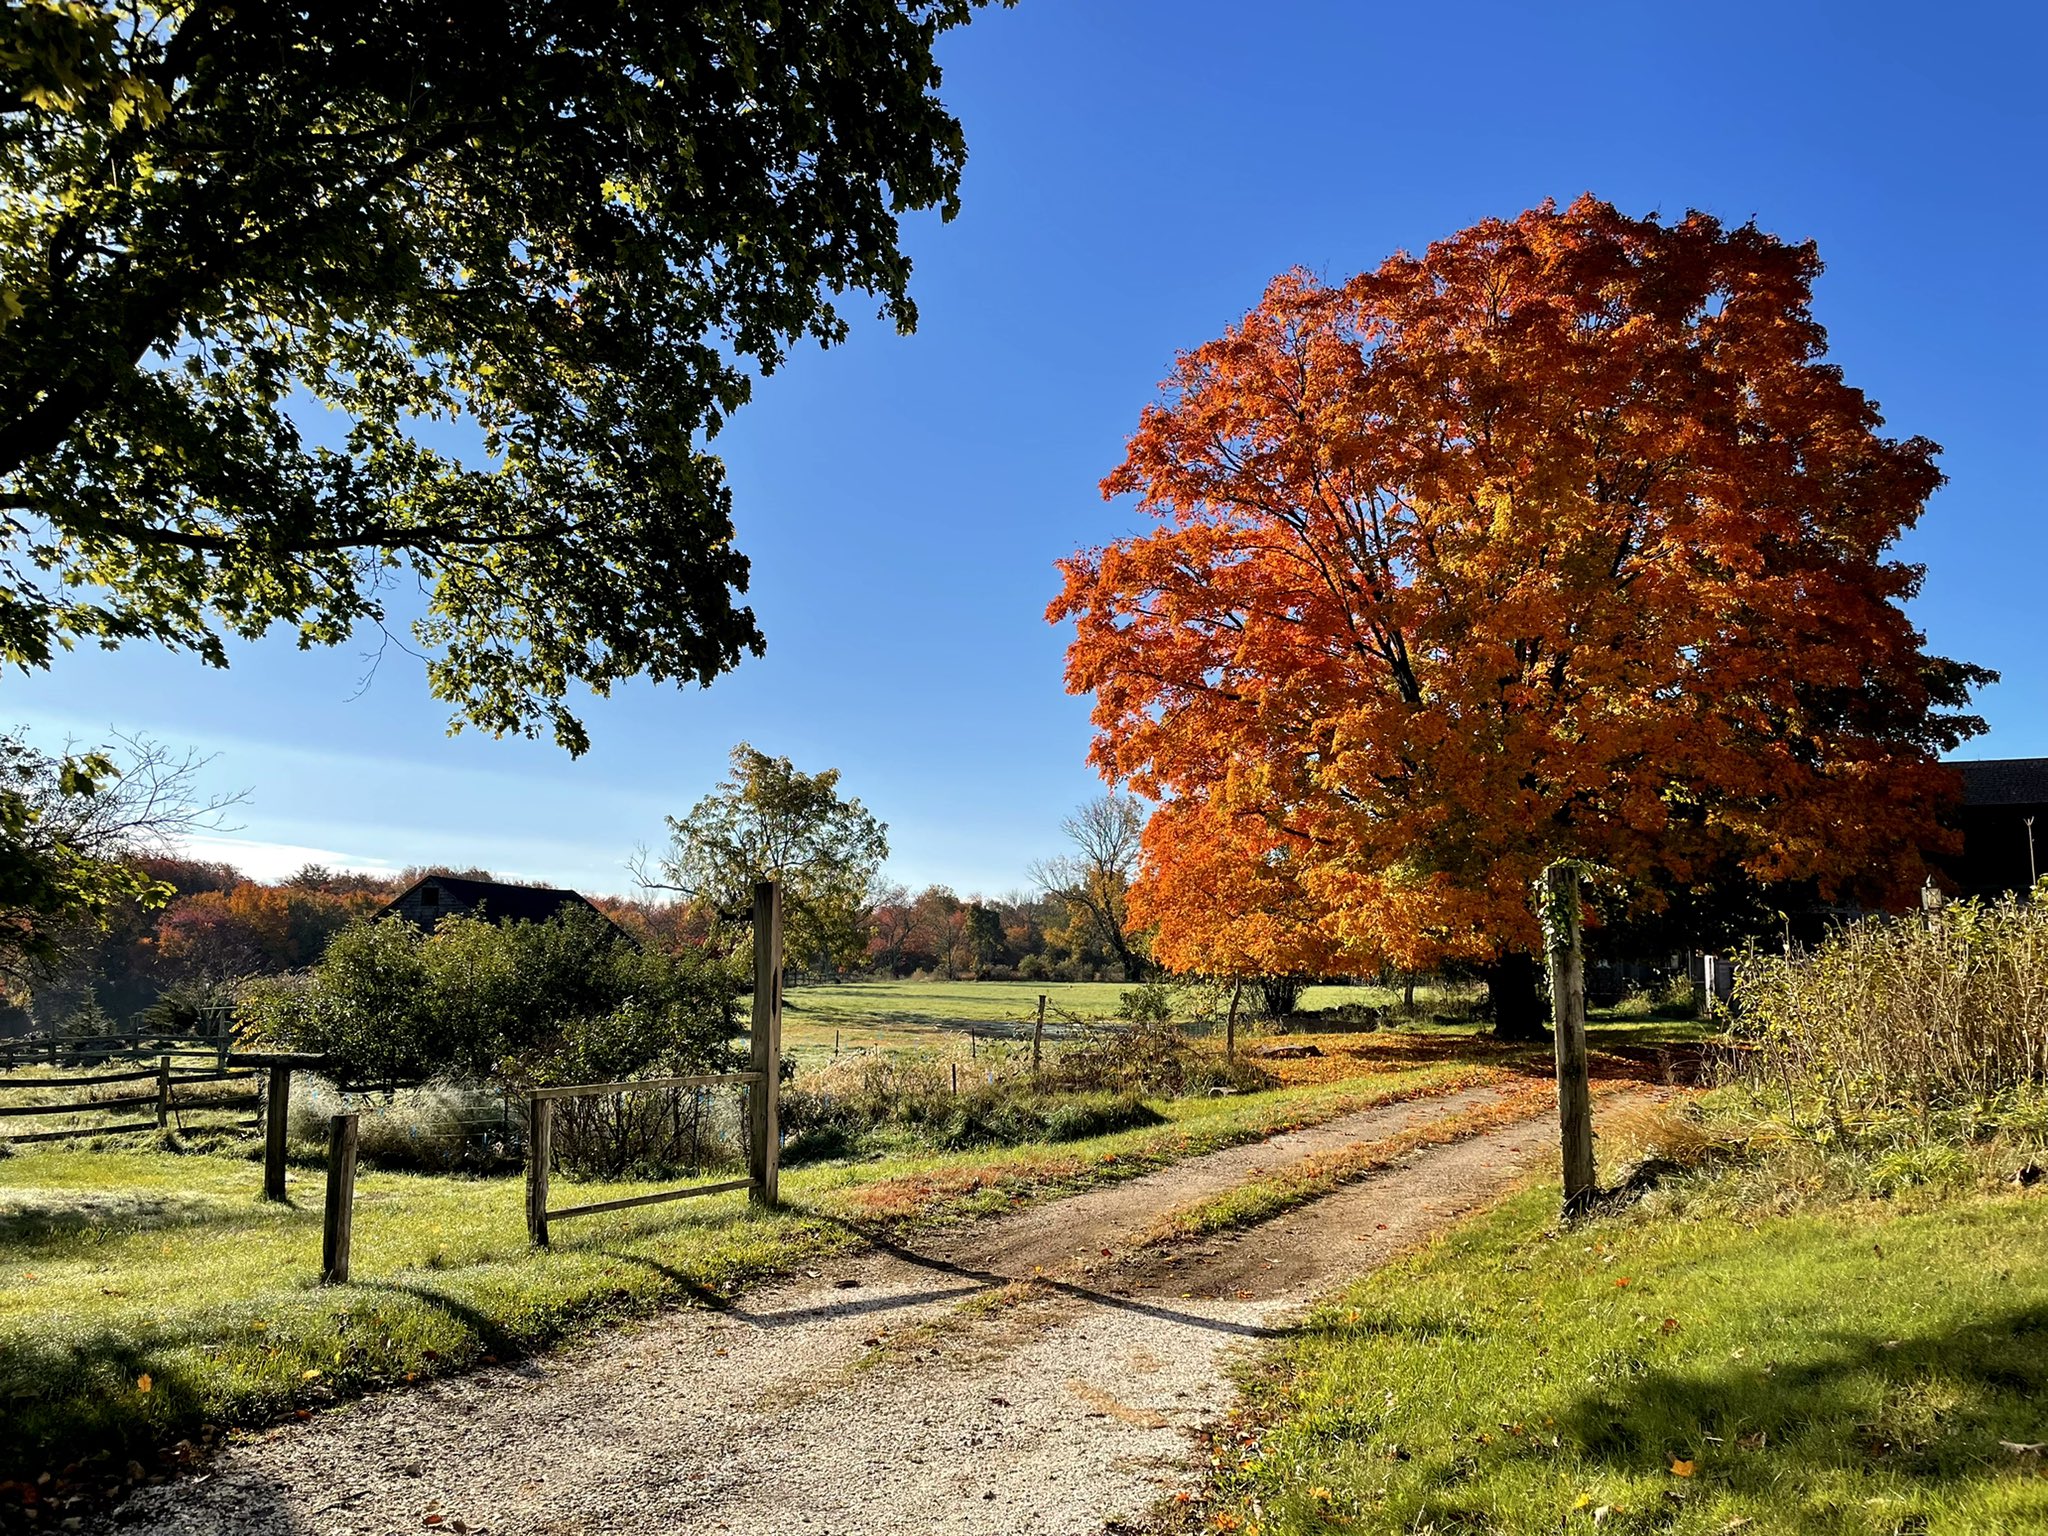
[
  {"left": 378, "top": 875, "right": 612, "bottom": 928},
  {"left": 1952, "top": 758, "right": 2048, "bottom": 808}
]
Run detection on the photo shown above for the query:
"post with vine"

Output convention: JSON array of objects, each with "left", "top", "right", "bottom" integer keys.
[{"left": 1538, "top": 861, "right": 1598, "bottom": 1214}]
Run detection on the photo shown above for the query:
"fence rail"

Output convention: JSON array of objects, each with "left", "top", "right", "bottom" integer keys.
[
  {"left": 0, "top": 1059, "right": 262, "bottom": 1143},
  {"left": 526, "top": 880, "right": 784, "bottom": 1247}
]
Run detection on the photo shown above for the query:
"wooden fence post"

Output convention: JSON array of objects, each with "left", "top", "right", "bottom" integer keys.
[
  {"left": 262, "top": 1065, "right": 292, "bottom": 1201},
  {"left": 526, "top": 1097, "right": 553, "bottom": 1247},
  {"left": 1543, "top": 863, "right": 1597, "bottom": 1215},
  {"left": 1032, "top": 994, "right": 1046, "bottom": 1074},
  {"left": 1226, "top": 978, "right": 1243, "bottom": 1061},
  {"left": 748, "top": 880, "right": 783, "bottom": 1208},
  {"left": 321, "top": 1113, "right": 359, "bottom": 1284},
  {"left": 155, "top": 1056, "right": 171, "bottom": 1130}
]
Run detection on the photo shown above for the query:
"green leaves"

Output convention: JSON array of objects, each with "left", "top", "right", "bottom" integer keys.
[
  {"left": 651, "top": 744, "right": 889, "bottom": 974},
  {"left": 0, "top": 2, "right": 997, "bottom": 750}
]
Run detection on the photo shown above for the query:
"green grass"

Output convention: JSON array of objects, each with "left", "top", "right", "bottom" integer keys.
[
  {"left": 779, "top": 977, "right": 1483, "bottom": 1068},
  {"left": 0, "top": 1047, "right": 1517, "bottom": 1478},
  {"left": 1207, "top": 1183, "right": 2048, "bottom": 1535}
]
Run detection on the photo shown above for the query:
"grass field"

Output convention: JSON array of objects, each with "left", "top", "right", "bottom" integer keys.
[
  {"left": 0, "top": 1027, "right": 1539, "bottom": 1480},
  {"left": 1208, "top": 1182, "right": 2048, "bottom": 1535},
  {"left": 778, "top": 977, "right": 1477, "bottom": 1067}
]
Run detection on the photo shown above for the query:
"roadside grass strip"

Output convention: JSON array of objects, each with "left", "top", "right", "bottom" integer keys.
[
  {"left": 1196, "top": 1186, "right": 2048, "bottom": 1536},
  {"left": 0, "top": 1058, "right": 1511, "bottom": 1483}
]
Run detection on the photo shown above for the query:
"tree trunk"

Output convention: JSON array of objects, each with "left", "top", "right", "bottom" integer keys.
[{"left": 1483, "top": 952, "right": 1550, "bottom": 1042}]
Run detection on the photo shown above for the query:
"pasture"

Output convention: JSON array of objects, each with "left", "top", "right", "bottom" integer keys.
[{"left": 777, "top": 976, "right": 1475, "bottom": 1067}]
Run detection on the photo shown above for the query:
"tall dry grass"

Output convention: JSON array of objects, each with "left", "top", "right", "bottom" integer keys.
[{"left": 1734, "top": 891, "right": 2048, "bottom": 1122}]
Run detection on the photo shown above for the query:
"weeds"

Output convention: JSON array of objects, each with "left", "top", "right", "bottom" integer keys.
[{"left": 1735, "top": 891, "right": 2048, "bottom": 1123}]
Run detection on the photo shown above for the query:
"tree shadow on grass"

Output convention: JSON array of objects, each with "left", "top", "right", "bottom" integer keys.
[
  {"left": 1555, "top": 1302, "right": 2048, "bottom": 1499},
  {"left": 0, "top": 1187, "right": 294, "bottom": 1253}
]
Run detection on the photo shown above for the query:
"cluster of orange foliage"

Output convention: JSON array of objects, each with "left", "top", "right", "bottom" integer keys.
[{"left": 1052, "top": 196, "right": 1989, "bottom": 977}]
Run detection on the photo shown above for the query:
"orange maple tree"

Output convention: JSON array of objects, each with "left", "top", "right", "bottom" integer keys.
[{"left": 1051, "top": 196, "right": 1990, "bottom": 1035}]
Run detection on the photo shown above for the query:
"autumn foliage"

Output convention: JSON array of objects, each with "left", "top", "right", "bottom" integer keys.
[{"left": 1052, "top": 197, "right": 1989, "bottom": 980}]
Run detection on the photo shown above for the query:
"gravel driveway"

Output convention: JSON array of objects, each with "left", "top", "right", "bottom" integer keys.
[{"left": 104, "top": 1083, "right": 1625, "bottom": 1536}]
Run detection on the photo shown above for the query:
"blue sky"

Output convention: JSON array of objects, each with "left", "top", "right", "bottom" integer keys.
[{"left": 9, "top": 0, "right": 2045, "bottom": 896}]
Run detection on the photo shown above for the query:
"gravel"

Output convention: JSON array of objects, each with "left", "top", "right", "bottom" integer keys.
[{"left": 101, "top": 1086, "right": 1635, "bottom": 1536}]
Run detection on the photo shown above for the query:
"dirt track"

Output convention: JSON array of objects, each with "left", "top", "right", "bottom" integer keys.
[{"left": 104, "top": 1083, "right": 1652, "bottom": 1536}]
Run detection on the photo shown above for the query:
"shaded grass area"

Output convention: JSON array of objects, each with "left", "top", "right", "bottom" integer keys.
[
  {"left": 0, "top": 1049, "right": 1529, "bottom": 1479},
  {"left": 1204, "top": 1183, "right": 2048, "bottom": 1535}
]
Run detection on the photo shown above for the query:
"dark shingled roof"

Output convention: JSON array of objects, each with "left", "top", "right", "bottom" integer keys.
[
  {"left": 378, "top": 875, "right": 610, "bottom": 928},
  {"left": 1952, "top": 758, "right": 2048, "bottom": 808}
]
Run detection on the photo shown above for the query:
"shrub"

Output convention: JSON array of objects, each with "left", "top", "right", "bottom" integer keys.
[
  {"left": 1046, "top": 1021, "right": 1276, "bottom": 1097},
  {"left": 1116, "top": 982, "right": 1176, "bottom": 1023},
  {"left": 244, "top": 908, "right": 745, "bottom": 1090},
  {"left": 287, "top": 1078, "right": 523, "bottom": 1173},
  {"left": 778, "top": 1050, "right": 1188, "bottom": 1161}
]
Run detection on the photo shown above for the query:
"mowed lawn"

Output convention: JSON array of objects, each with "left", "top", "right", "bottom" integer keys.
[
  {"left": 779, "top": 978, "right": 1466, "bottom": 1067},
  {"left": 1211, "top": 1184, "right": 2048, "bottom": 1536},
  {"left": 0, "top": 1032, "right": 1528, "bottom": 1479}
]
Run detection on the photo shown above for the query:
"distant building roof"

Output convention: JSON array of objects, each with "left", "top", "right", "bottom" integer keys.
[
  {"left": 376, "top": 874, "right": 617, "bottom": 934},
  {"left": 1952, "top": 758, "right": 2048, "bottom": 808}
]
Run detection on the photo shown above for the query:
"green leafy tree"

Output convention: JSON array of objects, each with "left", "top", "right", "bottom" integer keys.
[
  {"left": 644, "top": 743, "right": 889, "bottom": 975},
  {"left": 1, "top": 1, "right": 997, "bottom": 751}
]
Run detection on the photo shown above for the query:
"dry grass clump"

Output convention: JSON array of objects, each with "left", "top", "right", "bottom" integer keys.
[{"left": 1734, "top": 892, "right": 2048, "bottom": 1122}]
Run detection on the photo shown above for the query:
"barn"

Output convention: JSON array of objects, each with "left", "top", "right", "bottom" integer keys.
[{"left": 376, "top": 874, "right": 618, "bottom": 936}]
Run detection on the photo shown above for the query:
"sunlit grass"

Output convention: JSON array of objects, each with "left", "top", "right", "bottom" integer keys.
[
  {"left": 1208, "top": 1185, "right": 2048, "bottom": 1536},
  {"left": 777, "top": 978, "right": 1489, "bottom": 1066},
  {"left": 0, "top": 1045, "right": 1520, "bottom": 1475}
]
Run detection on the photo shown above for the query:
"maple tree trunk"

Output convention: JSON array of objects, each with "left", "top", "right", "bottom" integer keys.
[{"left": 1482, "top": 952, "right": 1550, "bottom": 1042}]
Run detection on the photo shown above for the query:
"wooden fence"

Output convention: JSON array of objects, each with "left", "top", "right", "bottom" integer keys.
[
  {"left": 0, "top": 1059, "right": 261, "bottom": 1144},
  {"left": 526, "top": 879, "right": 784, "bottom": 1246},
  {"left": 0, "top": 1031, "right": 238, "bottom": 1071}
]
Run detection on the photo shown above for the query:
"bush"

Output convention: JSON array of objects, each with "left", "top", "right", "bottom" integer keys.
[
  {"left": 1116, "top": 982, "right": 1176, "bottom": 1023},
  {"left": 1046, "top": 1021, "right": 1276, "bottom": 1097},
  {"left": 779, "top": 1051, "right": 1184, "bottom": 1161},
  {"left": 244, "top": 908, "right": 745, "bottom": 1090},
  {"left": 287, "top": 1078, "right": 523, "bottom": 1173}
]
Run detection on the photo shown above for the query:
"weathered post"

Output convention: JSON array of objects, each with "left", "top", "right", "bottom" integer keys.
[
  {"left": 748, "top": 879, "right": 783, "bottom": 1208},
  {"left": 951, "top": 1061, "right": 959, "bottom": 1094},
  {"left": 1031, "top": 994, "right": 1047, "bottom": 1074},
  {"left": 1541, "top": 862, "right": 1596, "bottom": 1215},
  {"left": 1226, "top": 978, "right": 1243, "bottom": 1060},
  {"left": 526, "top": 1096, "right": 553, "bottom": 1247},
  {"left": 321, "top": 1113, "right": 359, "bottom": 1284},
  {"left": 263, "top": 1064, "right": 292, "bottom": 1201},
  {"left": 155, "top": 1056, "right": 171, "bottom": 1130}
]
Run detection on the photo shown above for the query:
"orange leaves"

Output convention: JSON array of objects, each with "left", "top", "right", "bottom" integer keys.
[{"left": 1055, "top": 195, "right": 1984, "bottom": 977}]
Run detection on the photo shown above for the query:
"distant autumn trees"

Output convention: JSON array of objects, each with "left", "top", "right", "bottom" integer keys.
[{"left": 1053, "top": 196, "right": 1989, "bottom": 1037}]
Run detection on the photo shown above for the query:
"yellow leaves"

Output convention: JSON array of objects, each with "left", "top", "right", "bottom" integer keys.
[
  {"left": 1669, "top": 1457, "right": 1696, "bottom": 1477},
  {"left": 135, "top": 1373, "right": 151, "bottom": 1394}
]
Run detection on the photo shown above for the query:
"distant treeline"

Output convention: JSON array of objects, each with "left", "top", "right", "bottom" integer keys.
[{"left": 20, "top": 864, "right": 1134, "bottom": 1034}]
